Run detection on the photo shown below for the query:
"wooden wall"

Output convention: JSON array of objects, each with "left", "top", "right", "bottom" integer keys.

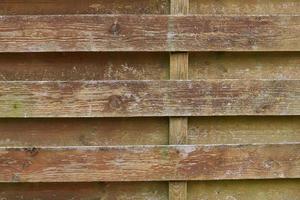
[{"left": 0, "top": 0, "right": 299, "bottom": 199}]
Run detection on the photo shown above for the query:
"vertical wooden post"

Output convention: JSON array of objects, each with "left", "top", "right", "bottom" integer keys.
[{"left": 169, "top": 1, "right": 189, "bottom": 199}]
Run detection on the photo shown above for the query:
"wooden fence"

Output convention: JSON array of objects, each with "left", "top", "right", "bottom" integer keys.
[{"left": 0, "top": 0, "right": 299, "bottom": 199}]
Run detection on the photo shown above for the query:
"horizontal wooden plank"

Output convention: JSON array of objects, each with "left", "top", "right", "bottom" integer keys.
[
  {"left": 188, "top": 179, "right": 300, "bottom": 200},
  {"left": 0, "top": 143, "right": 299, "bottom": 182},
  {"left": 0, "top": 0, "right": 169, "bottom": 15},
  {"left": 0, "top": 118, "right": 168, "bottom": 146},
  {"left": 0, "top": 15, "right": 299, "bottom": 52},
  {"left": 190, "top": 0, "right": 300, "bottom": 15},
  {"left": 0, "top": 182, "right": 168, "bottom": 200},
  {"left": 189, "top": 52, "right": 300, "bottom": 80},
  {"left": 0, "top": 80, "right": 298, "bottom": 117},
  {"left": 1, "top": 180, "right": 299, "bottom": 200},
  {"left": 0, "top": 52, "right": 169, "bottom": 81},
  {"left": 188, "top": 116, "right": 300, "bottom": 144}
]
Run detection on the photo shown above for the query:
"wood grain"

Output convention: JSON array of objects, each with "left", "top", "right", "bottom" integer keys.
[
  {"left": 188, "top": 116, "right": 300, "bottom": 145},
  {"left": 0, "top": 52, "right": 169, "bottom": 81},
  {"left": 189, "top": 52, "right": 300, "bottom": 80},
  {"left": 0, "top": 143, "right": 299, "bottom": 182},
  {"left": 0, "top": 15, "right": 299, "bottom": 52},
  {"left": 169, "top": 52, "right": 189, "bottom": 200},
  {"left": 0, "top": 182, "right": 168, "bottom": 200},
  {"left": 0, "top": 80, "right": 298, "bottom": 117},
  {"left": 169, "top": 117, "right": 188, "bottom": 145},
  {"left": 170, "top": 53, "right": 188, "bottom": 80},
  {"left": 190, "top": 0, "right": 300, "bottom": 15},
  {"left": 188, "top": 179, "right": 300, "bottom": 200},
  {"left": 170, "top": 0, "right": 188, "bottom": 14},
  {"left": 169, "top": 182, "right": 187, "bottom": 200},
  {"left": 0, "top": 0, "right": 169, "bottom": 15},
  {"left": 0, "top": 118, "right": 168, "bottom": 146}
]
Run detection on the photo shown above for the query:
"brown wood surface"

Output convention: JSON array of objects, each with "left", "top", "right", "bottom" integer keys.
[
  {"left": 169, "top": 182, "right": 187, "bottom": 200},
  {"left": 169, "top": 117, "right": 188, "bottom": 145},
  {"left": 188, "top": 179, "right": 300, "bottom": 200},
  {"left": 0, "top": 15, "right": 299, "bottom": 52},
  {"left": 169, "top": 1, "right": 189, "bottom": 199},
  {"left": 0, "top": 118, "right": 168, "bottom": 146},
  {"left": 0, "top": 0, "right": 169, "bottom": 15},
  {"left": 0, "top": 182, "right": 168, "bottom": 200},
  {"left": 0, "top": 52, "right": 169, "bottom": 81},
  {"left": 189, "top": 52, "right": 300, "bottom": 80},
  {"left": 0, "top": 143, "right": 299, "bottom": 182},
  {"left": 188, "top": 116, "right": 300, "bottom": 145},
  {"left": 170, "top": 0, "right": 188, "bottom": 14},
  {"left": 169, "top": 54, "right": 189, "bottom": 200},
  {"left": 190, "top": 0, "right": 300, "bottom": 15},
  {"left": 0, "top": 80, "right": 298, "bottom": 117}
]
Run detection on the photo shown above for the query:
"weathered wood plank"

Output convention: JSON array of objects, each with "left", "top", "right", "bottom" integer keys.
[
  {"left": 169, "top": 117, "right": 188, "bottom": 145},
  {"left": 170, "top": 0, "right": 188, "bottom": 14},
  {"left": 189, "top": 52, "right": 300, "bottom": 80},
  {"left": 169, "top": 182, "right": 187, "bottom": 200},
  {"left": 0, "top": 52, "right": 169, "bottom": 81},
  {"left": 169, "top": 1, "right": 189, "bottom": 196},
  {"left": 0, "top": 0, "right": 169, "bottom": 15},
  {"left": 0, "top": 182, "right": 168, "bottom": 200},
  {"left": 169, "top": 53, "right": 189, "bottom": 199},
  {"left": 188, "top": 179, "right": 300, "bottom": 200},
  {"left": 190, "top": 0, "right": 300, "bottom": 15},
  {"left": 0, "top": 118, "right": 168, "bottom": 146},
  {"left": 0, "top": 15, "right": 299, "bottom": 52},
  {"left": 0, "top": 144, "right": 299, "bottom": 182},
  {"left": 170, "top": 53, "right": 188, "bottom": 81},
  {"left": 0, "top": 80, "right": 298, "bottom": 117},
  {"left": 188, "top": 116, "right": 300, "bottom": 145}
]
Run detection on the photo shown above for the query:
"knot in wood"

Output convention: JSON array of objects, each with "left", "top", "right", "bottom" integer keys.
[
  {"left": 110, "top": 20, "right": 121, "bottom": 36},
  {"left": 24, "top": 147, "right": 39, "bottom": 157},
  {"left": 108, "top": 95, "right": 123, "bottom": 110}
]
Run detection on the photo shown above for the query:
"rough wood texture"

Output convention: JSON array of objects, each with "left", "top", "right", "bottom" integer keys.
[
  {"left": 189, "top": 52, "right": 300, "bottom": 80},
  {"left": 188, "top": 179, "right": 300, "bottom": 200},
  {"left": 0, "top": 118, "right": 168, "bottom": 146},
  {"left": 188, "top": 116, "right": 300, "bottom": 145},
  {"left": 0, "top": 15, "right": 299, "bottom": 52},
  {"left": 169, "top": 117, "right": 188, "bottom": 145},
  {"left": 0, "top": 0, "right": 169, "bottom": 15},
  {"left": 0, "top": 144, "right": 299, "bottom": 182},
  {"left": 170, "top": 0, "right": 188, "bottom": 14},
  {"left": 190, "top": 0, "right": 300, "bottom": 15},
  {"left": 169, "top": 52, "right": 189, "bottom": 199},
  {"left": 0, "top": 182, "right": 168, "bottom": 200},
  {"left": 169, "top": 4, "right": 189, "bottom": 199},
  {"left": 0, "top": 80, "right": 298, "bottom": 117},
  {"left": 170, "top": 53, "right": 188, "bottom": 80},
  {"left": 169, "top": 182, "right": 187, "bottom": 200},
  {"left": 0, "top": 52, "right": 169, "bottom": 81}
]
